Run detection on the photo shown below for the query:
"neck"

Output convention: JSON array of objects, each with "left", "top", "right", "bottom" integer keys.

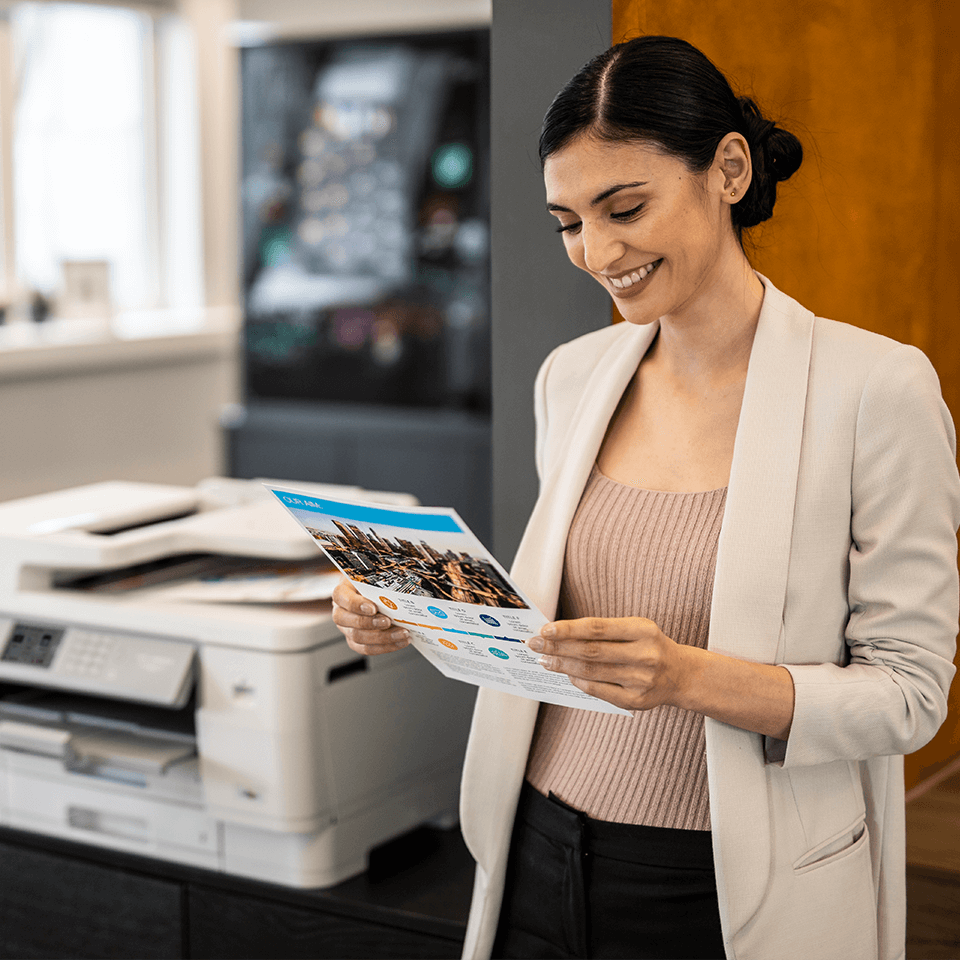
[{"left": 652, "top": 253, "right": 764, "bottom": 385}]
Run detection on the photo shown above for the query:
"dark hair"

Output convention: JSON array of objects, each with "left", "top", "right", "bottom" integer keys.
[{"left": 539, "top": 35, "right": 803, "bottom": 236}]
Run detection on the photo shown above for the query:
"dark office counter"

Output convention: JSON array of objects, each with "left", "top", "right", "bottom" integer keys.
[{"left": 0, "top": 823, "right": 474, "bottom": 959}]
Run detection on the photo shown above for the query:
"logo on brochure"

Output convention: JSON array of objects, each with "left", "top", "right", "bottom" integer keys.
[
  {"left": 488, "top": 647, "right": 509, "bottom": 660},
  {"left": 438, "top": 638, "right": 457, "bottom": 650},
  {"left": 479, "top": 614, "right": 500, "bottom": 627},
  {"left": 427, "top": 606, "right": 448, "bottom": 619},
  {"left": 379, "top": 596, "right": 398, "bottom": 610}
]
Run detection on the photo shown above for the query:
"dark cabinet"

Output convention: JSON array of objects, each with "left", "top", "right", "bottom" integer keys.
[
  {"left": 0, "top": 840, "right": 183, "bottom": 959},
  {"left": 189, "top": 886, "right": 458, "bottom": 959},
  {"left": 0, "top": 826, "right": 471, "bottom": 960}
]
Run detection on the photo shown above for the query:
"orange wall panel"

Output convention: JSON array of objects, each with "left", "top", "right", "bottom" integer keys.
[{"left": 612, "top": 0, "right": 960, "bottom": 791}]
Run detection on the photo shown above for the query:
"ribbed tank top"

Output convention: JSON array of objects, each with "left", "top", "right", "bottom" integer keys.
[{"left": 525, "top": 464, "right": 727, "bottom": 830}]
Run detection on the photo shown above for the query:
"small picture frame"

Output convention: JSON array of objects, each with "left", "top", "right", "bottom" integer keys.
[{"left": 59, "top": 259, "right": 113, "bottom": 319}]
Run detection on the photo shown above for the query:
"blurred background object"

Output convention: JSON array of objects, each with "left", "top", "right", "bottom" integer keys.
[{"left": 227, "top": 27, "right": 493, "bottom": 544}]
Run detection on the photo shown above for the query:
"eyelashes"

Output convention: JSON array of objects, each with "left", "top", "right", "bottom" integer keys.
[
  {"left": 612, "top": 202, "right": 645, "bottom": 221},
  {"left": 554, "top": 202, "right": 646, "bottom": 235}
]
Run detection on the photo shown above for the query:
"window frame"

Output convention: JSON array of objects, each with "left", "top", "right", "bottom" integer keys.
[{"left": 0, "top": 0, "right": 205, "bottom": 316}]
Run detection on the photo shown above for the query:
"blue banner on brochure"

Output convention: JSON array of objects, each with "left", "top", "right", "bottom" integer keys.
[{"left": 268, "top": 490, "right": 464, "bottom": 533}]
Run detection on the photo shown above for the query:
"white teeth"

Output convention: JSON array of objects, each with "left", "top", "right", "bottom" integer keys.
[{"left": 609, "top": 260, "right": 659, "bottom": 290}]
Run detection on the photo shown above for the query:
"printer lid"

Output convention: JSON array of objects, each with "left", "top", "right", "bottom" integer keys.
[{"left": 0, "top": 481, "right": 321, "bottom": 572}]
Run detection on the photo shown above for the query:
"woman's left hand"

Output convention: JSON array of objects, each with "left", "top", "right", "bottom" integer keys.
[{"left": 527, "top": 617, "right": 691, "bottom": 712}]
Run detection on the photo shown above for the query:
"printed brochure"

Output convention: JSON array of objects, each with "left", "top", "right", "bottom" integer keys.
[{"left": 268, "top": 486, "right": 629, "bottom": 715}]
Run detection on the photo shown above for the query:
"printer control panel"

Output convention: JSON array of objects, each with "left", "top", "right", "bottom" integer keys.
[{"left": 0, "top": 618, "right": 194, "bottom": 707}]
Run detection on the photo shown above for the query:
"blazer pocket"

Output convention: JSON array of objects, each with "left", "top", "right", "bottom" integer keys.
[{"left": 793, "top": 816, "right": 868, "bottom": 874}]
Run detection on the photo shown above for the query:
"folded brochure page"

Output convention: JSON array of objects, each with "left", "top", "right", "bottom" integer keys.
[{"left": 268, "top": 486, "right": 629, "bottom": 715}]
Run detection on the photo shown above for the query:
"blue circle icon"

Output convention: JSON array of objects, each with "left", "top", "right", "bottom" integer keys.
[
  {"left": 488, "top": 647, "right": 509, "bottom": 660},
  {"left": 479, "top": 614, "right": 500, "bottom": 627},
  {"left": 427, "top": 606, "right": 448, "bottom": 619}
]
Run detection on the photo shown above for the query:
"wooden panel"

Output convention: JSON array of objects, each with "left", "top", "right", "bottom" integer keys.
[
  {"left": 905, "top": 866, "right": 960, "bottom": 960},
  {"left": 906, "top": 768, "right": 960, "bottom": 872},
  {"left": 188, "top": 886, "right": 462, "bottom": 960},
  {"left": 612, "top": 0, "right": 960, "bottom": 791},
  {"left": 0, "top": 840, "right": 183, "bottom": 960}
]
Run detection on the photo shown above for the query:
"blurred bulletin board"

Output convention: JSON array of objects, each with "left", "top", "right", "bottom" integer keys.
[{"left": 611, "top": 0, "right": 960, "bottom": 792}]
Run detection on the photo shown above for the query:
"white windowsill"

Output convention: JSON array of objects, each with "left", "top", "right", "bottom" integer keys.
[{"left": 0, "top": 306, "right": 241, "bottom": 381}]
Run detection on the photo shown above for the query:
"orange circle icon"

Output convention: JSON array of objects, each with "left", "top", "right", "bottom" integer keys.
[
  {"left": 438, "top": 638, "right": 458, "bottom": 650},
  {"left": 379, "top": 596, "right": 398, "bottom": 610}
]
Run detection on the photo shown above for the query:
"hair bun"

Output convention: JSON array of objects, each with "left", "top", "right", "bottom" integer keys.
[{"left": 735, "top": 96, "right": 803, "bottom": 228}]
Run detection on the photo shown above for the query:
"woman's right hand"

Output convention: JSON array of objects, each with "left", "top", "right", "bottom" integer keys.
[{"left": 331, "top": 578, "right": 410, "bottom": 655}]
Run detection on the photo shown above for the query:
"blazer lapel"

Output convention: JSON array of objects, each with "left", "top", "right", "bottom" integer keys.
[
  {"left": 511, "top": 321, "right": 660, "bottom": 617},
  {"left": 706, "top": 276, "right": 815, "bottom": 942},
  {"left": 710, "top": 277, "right": 814, "bottom": 663}
]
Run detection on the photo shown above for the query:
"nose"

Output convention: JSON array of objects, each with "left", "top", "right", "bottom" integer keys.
[{"left": 579, "top": 222, "right": 624, "bottom": 274}]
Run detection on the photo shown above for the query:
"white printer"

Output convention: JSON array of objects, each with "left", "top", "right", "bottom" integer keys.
[{"left": 0, "top": 478, "right": 476, "bottom": 887}]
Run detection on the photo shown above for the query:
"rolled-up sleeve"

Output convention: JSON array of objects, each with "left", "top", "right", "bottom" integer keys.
[{"left": 780, "top": 344, "right": 960, "bottom": 767}]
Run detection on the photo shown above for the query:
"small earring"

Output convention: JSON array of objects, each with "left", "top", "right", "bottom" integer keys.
[{"left": 730, "top": 188, "right": 737, "bottom": 198}]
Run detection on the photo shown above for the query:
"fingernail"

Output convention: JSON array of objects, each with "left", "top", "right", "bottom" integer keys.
[
  {"left": 391, "top": 629, "right": 409, "bottom": 642},
  {"left": 539, "top": 656, "right": 556, "bottom": 670},
  {"left": 361, "top": 602, "right": 376, "bottom": 615},
  {"left": 527, "top": 636, "right": 544, "bottom": 652},
  {"left": 373, "top": 616, "right": 390, "bottom": 628},
  {"left": 541, "top": 624, "right": 556, "bottom": 638}
]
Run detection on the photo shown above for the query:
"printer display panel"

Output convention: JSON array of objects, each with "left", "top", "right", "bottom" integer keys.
[{"left": 2, "top": 624, "right": 65, "bottom": 668}]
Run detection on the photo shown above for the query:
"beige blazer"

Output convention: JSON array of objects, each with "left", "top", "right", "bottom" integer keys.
[{"left": 459, "top": 277, "right": 960, "bottom": 960}]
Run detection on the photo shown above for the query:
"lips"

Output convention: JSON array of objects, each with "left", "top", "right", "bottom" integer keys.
[{"left": 608, "top": 258, "right": 662, "bottom": 290}]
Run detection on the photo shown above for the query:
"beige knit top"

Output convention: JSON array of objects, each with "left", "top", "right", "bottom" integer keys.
[{"left": 525, "top": 464, "right": 727, "bottom": 831}]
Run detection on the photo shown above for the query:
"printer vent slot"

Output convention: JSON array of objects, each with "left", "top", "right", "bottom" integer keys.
[
  {"left": 0, "top": 683, "right": 197, "bottom": 739},
  {"left": 327, "top": 659, "right": 369, "bottom": 684}
]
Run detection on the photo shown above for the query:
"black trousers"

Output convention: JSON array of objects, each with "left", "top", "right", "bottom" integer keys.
[{"left": 492, "top": 782, "right": 726, "bottom": 959}]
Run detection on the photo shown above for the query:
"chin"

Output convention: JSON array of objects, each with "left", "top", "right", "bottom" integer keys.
[{"left": 612, "top": 300, "right": 661, "bottom": 327}]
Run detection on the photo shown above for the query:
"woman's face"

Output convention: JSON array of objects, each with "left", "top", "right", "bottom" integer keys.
[{"left": 543, "top": 136, "right": 740, "bottom": 327}]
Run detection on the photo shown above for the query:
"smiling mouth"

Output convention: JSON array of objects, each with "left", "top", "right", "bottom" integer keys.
[{"left": 608, "top": 259, "right": 662, "bottom": 290}]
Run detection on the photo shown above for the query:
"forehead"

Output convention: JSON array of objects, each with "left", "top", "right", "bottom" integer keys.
[{"left": 543, "top": 137, "right": 685, "bottom": 205}]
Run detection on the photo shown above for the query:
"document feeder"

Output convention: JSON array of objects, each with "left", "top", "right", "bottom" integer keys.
[{"left": 0, "top": 478, "right": 475, "bottom": 887}]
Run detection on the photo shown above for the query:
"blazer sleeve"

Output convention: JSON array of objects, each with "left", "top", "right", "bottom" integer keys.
[{"left": 781, "top": 344, "right": 960, "bottom": 767}]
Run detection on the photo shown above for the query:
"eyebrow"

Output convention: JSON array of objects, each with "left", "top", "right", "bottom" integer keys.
[{"left": 546, "top": 180, "right": 649, "bottom": 213}]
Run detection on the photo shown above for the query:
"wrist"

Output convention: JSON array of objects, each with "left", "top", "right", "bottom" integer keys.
[
  {"left": 671, "top": 643, "right": 708, "bottom": 712},
  {"left": 670, "top": 645, "right": 795, "bottom": 740}
]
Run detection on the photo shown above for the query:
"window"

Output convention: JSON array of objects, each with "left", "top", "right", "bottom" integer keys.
[{"left": 0, "top": 1, "right": 203, "bottom": 316}]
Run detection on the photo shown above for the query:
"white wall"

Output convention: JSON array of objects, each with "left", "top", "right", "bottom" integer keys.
[
  {"left": 234, "top": 0, "right": 490, "bottom": 38},
  {"left": 0, "top": 326, "right": 239, "bottom": 502}
]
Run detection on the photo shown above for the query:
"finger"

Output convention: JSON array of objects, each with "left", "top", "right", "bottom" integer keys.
[
  {"left": 332, "top": 578, "right": 378, "bottom": 616},
  {"left": 342, "top": 626, "right": 410, "bottom": 655},
  {"left": 566, "top": 675, "right": 635, "bottom": 710},
  {"left": 332, "top": 607, "right": 406, "bottom": 643},
  {"left": 345, "top": 634, "right": 411, "bottom": 656},
  {"left": 540, "top": 616, "right": 656, "bottom": 642},
  {"left": 537, "top": 654, "right": 623, "bottom": 683},
  {"left": 332, "top": 606, "right": 393, "bottom": 632},
  {"left": 527, "top": 634, "right": 620, "bottom": 661}
]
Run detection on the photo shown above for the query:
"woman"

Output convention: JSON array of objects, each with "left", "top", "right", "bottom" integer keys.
[{"left": 333, "top": 36, "right": 960, "bottom": 960}]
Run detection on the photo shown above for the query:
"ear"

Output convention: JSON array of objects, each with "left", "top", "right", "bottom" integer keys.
[{"left": 713, "top": 132, "right": 752, "bottom": 209}]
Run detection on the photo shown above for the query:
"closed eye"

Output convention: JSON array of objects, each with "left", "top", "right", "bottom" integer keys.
[
  {"left": 611, "top": 203, "right": 644, "bottom": 221},
  {"left": 554, "top": 201, "right": 644, "bottom": 234}
]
